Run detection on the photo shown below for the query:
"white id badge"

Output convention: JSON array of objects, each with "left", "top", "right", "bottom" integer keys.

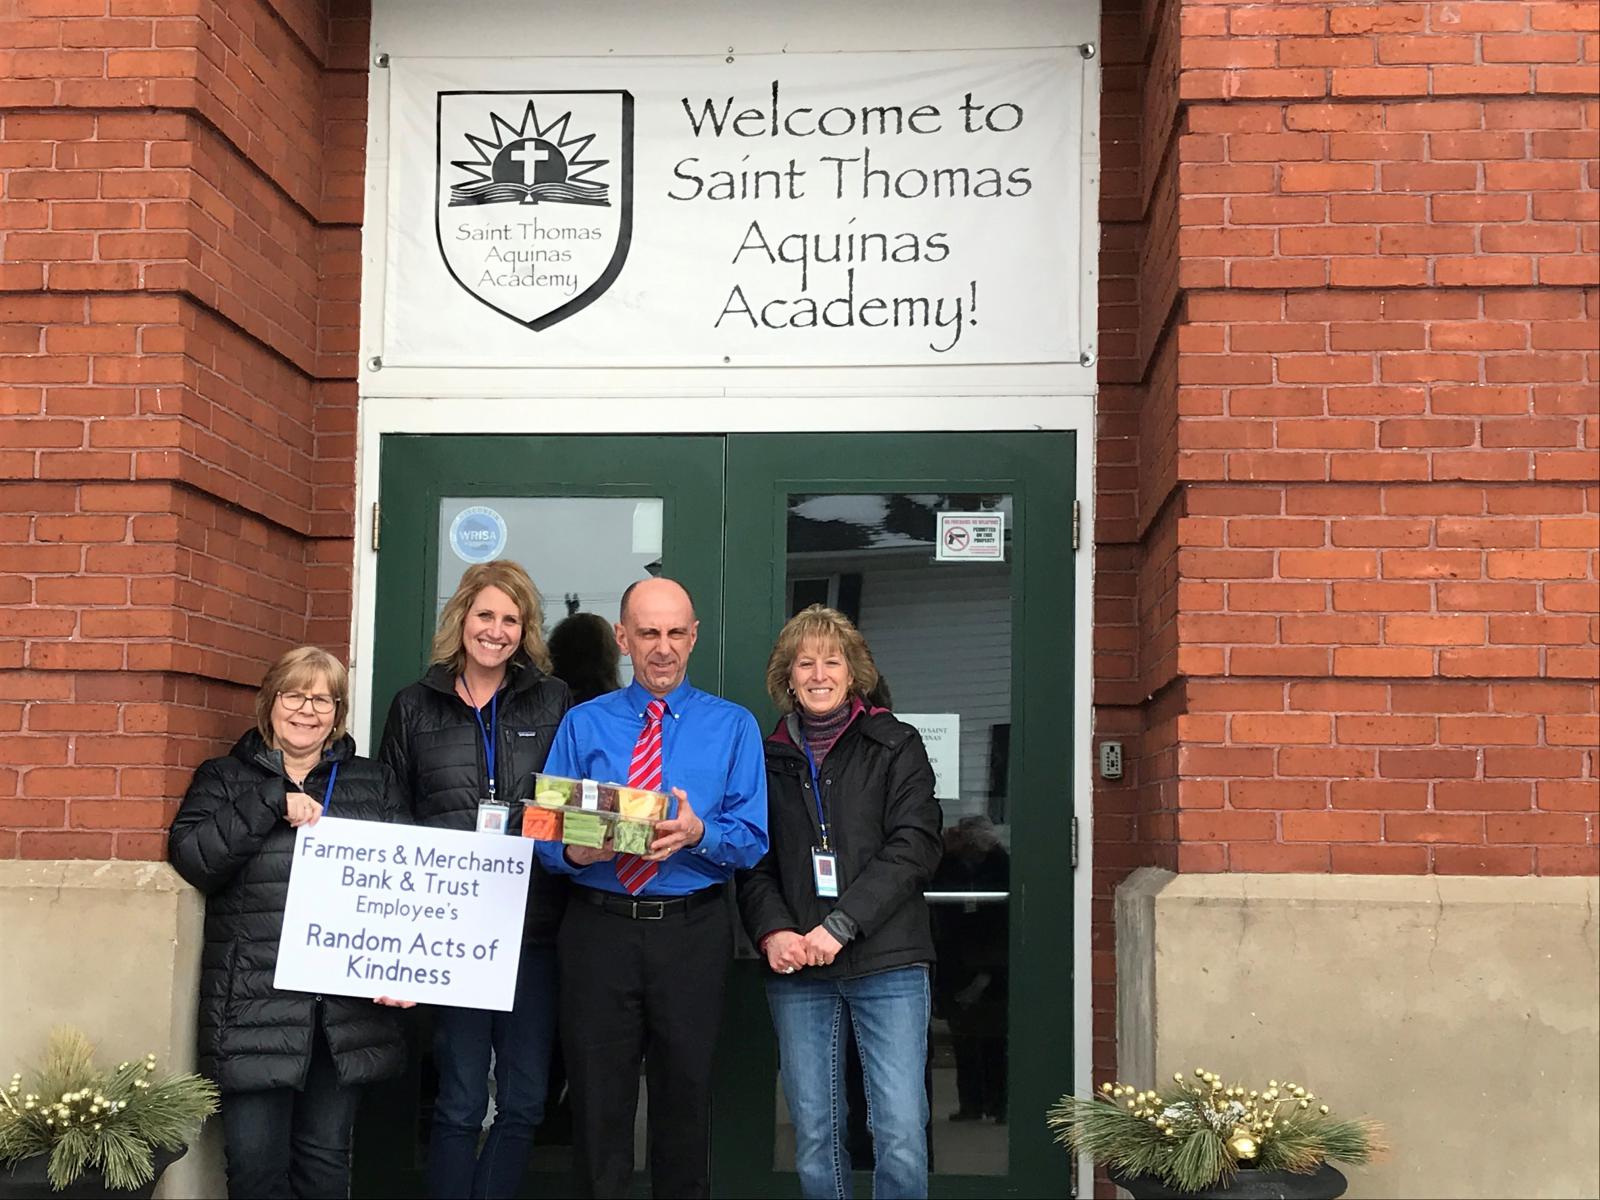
[
  {"left": 811, "top": 848, "right": 839, "bottom": 898},
  {"left": 476, "top": 801, "right": 510, "bottom": 834}
]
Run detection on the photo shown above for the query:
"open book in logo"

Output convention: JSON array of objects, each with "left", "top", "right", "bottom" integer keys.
[{"left": 436, "top": 90, "right": 633, "bottom": 330}]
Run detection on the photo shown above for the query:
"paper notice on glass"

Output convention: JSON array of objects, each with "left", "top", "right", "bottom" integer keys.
[{"left": 898, "top": 713, "right": 960, "bottom": 799}]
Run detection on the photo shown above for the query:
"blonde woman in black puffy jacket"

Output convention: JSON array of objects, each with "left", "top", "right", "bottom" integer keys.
[
  {"left": 169, "top": 646, "right": 411, "bottom": 1199},
  {"left": 378, "top": 560, "right": 570, "bottom": 1200}
]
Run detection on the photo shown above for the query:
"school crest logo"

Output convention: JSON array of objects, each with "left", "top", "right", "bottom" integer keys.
[{"left": 435, "top": 90, "right": 633, "bottom": 330}]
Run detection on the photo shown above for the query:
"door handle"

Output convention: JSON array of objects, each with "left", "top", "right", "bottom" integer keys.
[{"left": 922, "top": 891, "right": 1009, "bottom": 905}]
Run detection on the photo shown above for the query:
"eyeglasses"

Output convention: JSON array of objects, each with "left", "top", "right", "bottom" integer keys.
[{"left": 279, "top": 691, "right": 338, "bottom": 715}]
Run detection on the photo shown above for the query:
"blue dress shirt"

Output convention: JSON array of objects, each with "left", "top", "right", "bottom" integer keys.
[{"left": 537, "top": 678, "right": 769, "bottom": 896}]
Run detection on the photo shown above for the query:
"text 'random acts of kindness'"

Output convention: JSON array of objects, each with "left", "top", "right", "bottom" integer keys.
[{"left": 274, "top": 817, "right": 534, "bottom": 1011}]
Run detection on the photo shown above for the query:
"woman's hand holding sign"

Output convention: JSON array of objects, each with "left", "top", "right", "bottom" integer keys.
[{"left": 285, "top": 792, "right": 323, "bottom": 827}]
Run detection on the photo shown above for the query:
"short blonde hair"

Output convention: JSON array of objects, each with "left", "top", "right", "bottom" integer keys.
[
  {"left": 255, "top": 646, "right": 350, "bottom": 747},
  {"left": 431, "top": 560, "right": 552, "bottom": 674},
  {"left": 765, "top": 605, "right": 880, "bottom": 714}
]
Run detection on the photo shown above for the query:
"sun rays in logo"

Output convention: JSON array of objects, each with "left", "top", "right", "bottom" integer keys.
[{"left": 449, "top": 101, "right": 611, "bottom": 207}]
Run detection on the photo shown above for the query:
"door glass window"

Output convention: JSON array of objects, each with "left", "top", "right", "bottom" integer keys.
[
  {"left": 436, "top": 496, "right": 663, "bottom": 686},
  {"left": 430, "top": 494, "right": 664, "bottom": 1172},
  {"left": 772, "top": 492, "right": 1013, "bottom": 1177}
]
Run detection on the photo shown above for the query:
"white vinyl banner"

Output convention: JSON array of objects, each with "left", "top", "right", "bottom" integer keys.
[
  {"left": 274, "top": 817, "right": 534, "bottom": 1011},
  {"left": 381, "top": 48, "right": 1084, "bottom": 367}
]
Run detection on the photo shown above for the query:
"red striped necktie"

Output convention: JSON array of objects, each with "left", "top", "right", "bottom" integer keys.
[{"left": 615, "top": 698, "right": 666, "bottom": 894}]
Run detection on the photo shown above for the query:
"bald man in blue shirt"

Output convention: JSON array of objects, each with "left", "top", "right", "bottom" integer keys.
[{"left": 538, "top": 577, "right": 767, "bottom": 1198}]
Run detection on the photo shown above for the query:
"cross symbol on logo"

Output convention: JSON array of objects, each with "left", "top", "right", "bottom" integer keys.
[{"left": 509, "top": 141, "right": 551, "bottom": 184}]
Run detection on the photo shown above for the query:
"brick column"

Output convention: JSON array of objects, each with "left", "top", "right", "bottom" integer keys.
[
  {"left": 1091, "top": 0, "right": 1599, "bottom": 1128},
  {"left": 0, "top": 0, "right": 370, "bottom": 859},
  {"left": 1163, "top": 0, "right": 1598, "bottom": 877}
]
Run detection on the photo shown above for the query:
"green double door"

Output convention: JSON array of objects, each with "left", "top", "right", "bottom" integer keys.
[{"left": 359, "top": 432, "right": 1076, "bottom": 1199}]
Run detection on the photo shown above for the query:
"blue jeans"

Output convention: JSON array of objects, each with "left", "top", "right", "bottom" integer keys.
[
  {"left": 766, "top": 964, "right": 931, "bottom": 1200},
  {"left": 427, "top": 944, "right": 558, "bottom": 1199}
]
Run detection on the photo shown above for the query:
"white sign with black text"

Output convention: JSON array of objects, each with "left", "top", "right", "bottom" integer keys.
[
  {"left": 383, "top": 48, "right": 1084, "bottom": 367},
  {"left": 898, "top": 713, "right": 961, "bottom": 800},
  {"left": 274, "top": 817, "right": 533, "bottom": 1011},
  {"left": 935, "top": 511, "right": 1005, "bottom": 561}
]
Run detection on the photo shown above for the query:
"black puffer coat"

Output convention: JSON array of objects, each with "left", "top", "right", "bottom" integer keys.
[
  {"left": 167, "top": 730, "right": 409, "bottom": 1094},
  {"left": 378, "top": 657, "right": 570, "bottom": 945},
  {"left": 738, "top": 709, "right": 943, "bottom": 980}
]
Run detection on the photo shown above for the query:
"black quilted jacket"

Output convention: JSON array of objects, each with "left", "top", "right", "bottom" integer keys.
[
  {"left": 167, "top": 729, "right": 408, "bottom": 1094},
  {"left": 738, "top": 710, "right": 943, "bottom": 980},
  {"left": 378, "top": 657, "right": 570, "bottom": 945}
]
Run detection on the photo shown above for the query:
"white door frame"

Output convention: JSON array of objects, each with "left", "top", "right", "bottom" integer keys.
[{"left": 347, "top": 400, "right": 1095, "bottom": 1198}]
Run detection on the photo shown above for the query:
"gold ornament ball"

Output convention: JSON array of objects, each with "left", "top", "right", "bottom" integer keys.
[{"left": 1228, "top": 1131, "right": 1260, "bottom": 1162}]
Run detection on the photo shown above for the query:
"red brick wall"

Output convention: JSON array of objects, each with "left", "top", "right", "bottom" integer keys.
[
  {"left": 1091, "top": 0, "right": 1600, "bottom": 1107},
  {"left": 1163, "top": 0, "right": 1599, "bottom": 876},
  {"left": 0, "top": 0, "right": 368, "bottom": 858}
]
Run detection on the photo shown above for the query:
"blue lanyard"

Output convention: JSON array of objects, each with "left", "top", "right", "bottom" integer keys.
[
  {"left": 801, "top": 740, "right": 830, "bottom": 852},
  {"left": 321, "top": 762, "right": 339, "bottom": 816},
  {"left": 468, "top": 690, "right": 499, "bottom": 800}
]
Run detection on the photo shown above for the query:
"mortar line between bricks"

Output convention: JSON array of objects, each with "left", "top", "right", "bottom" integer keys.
[
  {"left": 1130, "top": 476, "right": 1187, "bottom": 547},
  {"left": 1144, "top": 98, "right": 1185, "bottom": 218},
  {"left": 1176, "top": 285, "right": 1600, "bottom": 297},
  {"left": 5, "top": 101, "right": 354, "bottom": 233},
  {"left": 22, "top": 288, "right": 353, "bottom": 387},
  {"left": 1134, "top": 284, "right": 1185, "bottom": 392},
  {"left": 14, "top": 467, "right": 359, "bottom": 544},
  {"left": 1182, "top": 479, "right": 1599, "bottom": 488},
  {"left": 257, "top": 0, "right": 338, "bottom": 74},
  {"left": 1172, "top": 676, "right": 1597, "bottom": 686}
]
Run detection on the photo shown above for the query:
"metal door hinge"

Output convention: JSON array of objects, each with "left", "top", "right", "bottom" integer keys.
[
  {"left": 1070, "top": 816, "right": 1079, "bottom": 869},
  {"left": 371, "top": 501, "right": 381, "bottom": 552},
  {"left": 1071, "top": 500, "right": 1081, "bottom": 551}
]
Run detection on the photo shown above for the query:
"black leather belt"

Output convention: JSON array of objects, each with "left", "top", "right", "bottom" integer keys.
[{"left": 574, "top": 884, "right": 724, "bottom": 921}]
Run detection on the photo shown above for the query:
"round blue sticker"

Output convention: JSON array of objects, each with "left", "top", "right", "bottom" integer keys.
[{"left": 449, "top": 506, "right": 507, "bottom": 564}]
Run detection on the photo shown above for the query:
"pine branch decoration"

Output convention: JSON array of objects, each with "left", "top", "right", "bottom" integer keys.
[
  {"left": 0, "top": 1028, "right": 218, "bottom": 1192},
  {"left": 1047, "top": 1068, "right": 1384, "bottom": 1194}
]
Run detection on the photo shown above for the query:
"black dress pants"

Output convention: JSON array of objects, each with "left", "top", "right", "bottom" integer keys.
[
  {"left": 220, "top": 1027, "right": 359, "bottom": 1199},
  {"left": 557, "top": 889, "right": 733, "bottom": 1199}
]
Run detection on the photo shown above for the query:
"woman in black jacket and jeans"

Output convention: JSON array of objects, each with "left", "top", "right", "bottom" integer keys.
[
  {"left": 168, "top": 646, "right": 410, "bottom": 1199},
  {"left": 738, "top": 605, "right": 943, "bottom": 1200},
  {"left": 379, "top": 560, "right": 571, "bottom": 1200}
]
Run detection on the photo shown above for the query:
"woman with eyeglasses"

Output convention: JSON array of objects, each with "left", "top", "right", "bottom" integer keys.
[
  {"left": 379, "top": 560, "right": 571, "bottom": 1200},
  {"left": 168, "top": 646, "right": 412, "bottom": 1199}
]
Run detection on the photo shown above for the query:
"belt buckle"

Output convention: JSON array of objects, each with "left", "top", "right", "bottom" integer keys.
[{"left": 632, "top": 898, "right": 667, "bottom": 921}]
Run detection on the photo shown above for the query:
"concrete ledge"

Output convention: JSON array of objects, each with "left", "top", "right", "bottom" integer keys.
[
  {"left": 1116, "top": 869, "right": 1600, "bottom": 1200},
  {"left": 0, "top": 861, "right": 223, "bottom": 1199}
]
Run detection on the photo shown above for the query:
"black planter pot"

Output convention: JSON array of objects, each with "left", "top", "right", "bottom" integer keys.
[
  {"left": 1109, "top": 1161, "right": 1348, "bottom": 1200},
  {"left": 0, "top": 1146, "right": 186, "bottom": 1200}
]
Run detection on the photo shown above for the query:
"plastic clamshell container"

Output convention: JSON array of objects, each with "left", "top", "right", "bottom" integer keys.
[{"left": 533, "top": 774, "right": 670, "bottom": 822}]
